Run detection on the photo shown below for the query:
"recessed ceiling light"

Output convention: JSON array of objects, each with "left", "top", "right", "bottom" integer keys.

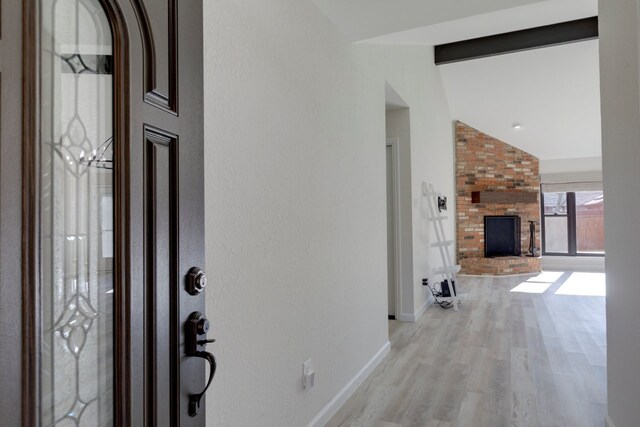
[{"left": 512, "top": 123, "right": 522, "bottom": 130}]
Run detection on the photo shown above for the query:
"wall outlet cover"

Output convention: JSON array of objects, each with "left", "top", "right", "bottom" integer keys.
[{"left": 303, "top": 359, "right": 313, "bottom": 389}]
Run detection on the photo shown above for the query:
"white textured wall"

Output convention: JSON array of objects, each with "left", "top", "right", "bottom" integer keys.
[
  {"left": 599, "top": 1, "right": 640, "bottom": 426},
  {"left": 540, "top": 156, "right": 603, "bottom": 174},
  {"left": 364, "top": 44, "right": 456, "bottom": 316},
  {"left": 203, "top": 0, "right": 453, "bottom": 425}
]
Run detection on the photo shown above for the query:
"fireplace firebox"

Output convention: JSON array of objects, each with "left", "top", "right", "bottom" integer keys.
[{"left": 484, "top": 215, "right": 521, "bottom": 257}]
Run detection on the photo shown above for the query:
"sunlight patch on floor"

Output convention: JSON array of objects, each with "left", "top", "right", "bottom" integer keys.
[
  {"left": 510, "top": 281, "right": 553, "bottom": 294},
  {"left": 526, "top": 271, "right": 564, "bottom": 283},
  {"left": 555, "top": 272, "right": 606, "bottom": 296},
  {"left": 509, "top": 271, "right": 606, "bottom": 296},
  {"left": 510, "top": 270, "right": 563, "bottom": 293}
]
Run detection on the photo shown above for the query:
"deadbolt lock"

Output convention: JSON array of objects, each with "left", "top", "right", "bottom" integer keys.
[{"left": 187, "top": 267, "right": 207, "bottom": 295}]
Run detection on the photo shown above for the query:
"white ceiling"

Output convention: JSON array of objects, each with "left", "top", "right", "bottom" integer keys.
[
  {"left": 363, "top": 0, "right": 597, "bottom": 46},
  {"left": 313, "top": 0, "right": 597, "bottom": 44},
  {"left": 385, "top": 82, "right": 409, "bottom": 111},
  {"left": 313, "top": 0, "right": 542, "bottom": 42},
  {"left": 313, "top": 0, "right": 601, "bottom": 163},
  {"left": 439, "top": 40, "right": 601, "bottom": 161}
]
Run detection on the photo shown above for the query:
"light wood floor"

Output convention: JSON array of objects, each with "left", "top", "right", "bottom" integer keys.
[{"left": 327, "top": 273, "right": 607, "bottom": 427}]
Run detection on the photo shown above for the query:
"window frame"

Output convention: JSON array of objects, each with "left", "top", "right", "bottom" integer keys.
[{"left": 541, "top": 190, "right": 604, "bottom": 257}]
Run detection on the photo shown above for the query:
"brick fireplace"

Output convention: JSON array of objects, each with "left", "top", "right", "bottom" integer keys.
[{"left": 455, "top": 122, "right": 541, "bottom": 275}]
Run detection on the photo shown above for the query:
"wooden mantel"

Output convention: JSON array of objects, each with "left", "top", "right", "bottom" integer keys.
[{"left": 471, "top": 191, "right": 538, "bottom": 204}]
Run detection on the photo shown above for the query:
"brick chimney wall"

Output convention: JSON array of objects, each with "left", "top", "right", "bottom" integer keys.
[{"left": 455, "top": 121, "right": 541, "bottom": 275}]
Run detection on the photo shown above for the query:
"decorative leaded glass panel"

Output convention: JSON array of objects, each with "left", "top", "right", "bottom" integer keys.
[{"left": 39, "top": 0, "right": 113, "bottom": 425}]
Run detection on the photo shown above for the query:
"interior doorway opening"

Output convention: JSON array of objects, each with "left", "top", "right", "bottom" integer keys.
[{"left": 385, "top": 82, "right": 411, "bottom": 322}]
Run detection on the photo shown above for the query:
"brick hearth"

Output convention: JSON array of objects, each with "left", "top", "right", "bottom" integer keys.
[
  {"left": 455, "top": 122, "right": 541, "bottom": 276},
  {"left": 460, "top": 256, "right": 541, "bottom": 276}
]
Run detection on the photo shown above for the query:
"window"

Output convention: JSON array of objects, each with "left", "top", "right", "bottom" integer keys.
[
  {"left": 543, "top": 192, "right": 569, "bottom": 253},
  {"left": 575, "top": 191, "right": 605, "bottom": 253},
  {"left": 541, "top": 191, "right": 605, "bottom": 256}
]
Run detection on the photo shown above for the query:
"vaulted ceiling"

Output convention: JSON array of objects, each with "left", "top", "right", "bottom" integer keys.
[
  {"left": 313, "top": 0, "right": 596, "bottom": 44},
  {"left": 314, "top": 0, "right": 601, "bottom": 165},
  {"left": 439, "top": 39, "right": 601, "bottom": 161}
]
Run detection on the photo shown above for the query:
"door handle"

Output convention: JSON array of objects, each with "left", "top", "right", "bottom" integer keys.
[
  {"left": 188, "top": 350, "right": 217, "bottom": 417},
  {"left": 186, "top": 311, "right": 217, "bottom": 417}
]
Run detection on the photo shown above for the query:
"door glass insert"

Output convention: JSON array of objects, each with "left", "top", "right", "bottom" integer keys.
[{"left": 39, "top": 0, "right": 114, "bottom": 425}]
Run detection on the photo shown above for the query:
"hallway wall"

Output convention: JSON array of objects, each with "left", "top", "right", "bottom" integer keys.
[
  {"left": 203, "top": 0, "right": 453, "bottom": 425},
  {"left": 599, "top": 1, "right": 640, "bottom": 426}
]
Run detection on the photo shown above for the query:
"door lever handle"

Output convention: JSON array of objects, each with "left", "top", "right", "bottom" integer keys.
[
  {"left": 188, "top": 350, "right": 217, "bottom": 417},
  {"left": 186, "top": 312, "right": 217, "bottom": 417}
]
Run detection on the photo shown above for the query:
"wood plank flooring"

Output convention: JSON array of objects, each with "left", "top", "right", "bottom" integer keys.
[{"left": 327, "top": 273, "right": 607, "bottom": 427}]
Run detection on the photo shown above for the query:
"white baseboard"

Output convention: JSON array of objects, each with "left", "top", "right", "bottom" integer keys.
[
  {"left": 397, "top": 294, "right": 433, "bottom": 323},
  {"left": 412, "top": 297, "right": 430, "bottom": 321},
  {"left": 306, "top": 341, "right": 391, "bottom": 427},
  {"left": 541, "top": 255, "right": 605, "bottom": 272},
  {"left": 605, "top": 415, "right": 616, "bottom": 427},
  {"left": 396, "top": 313, "right": 414, "bottom": 322}
]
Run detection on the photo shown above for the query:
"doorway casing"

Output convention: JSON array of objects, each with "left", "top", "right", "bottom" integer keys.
[{"left": 386, "top": 138, "right": 401, "bottom": 319}]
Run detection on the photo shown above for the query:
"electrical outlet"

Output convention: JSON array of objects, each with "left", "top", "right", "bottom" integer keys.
[{"left": 302, "top": 359, "right": 315, "bottom": 389}]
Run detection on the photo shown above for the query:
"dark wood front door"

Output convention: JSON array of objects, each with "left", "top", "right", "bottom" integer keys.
[{"left": 0, "top": 0, "right": 207, "bottom": 425}]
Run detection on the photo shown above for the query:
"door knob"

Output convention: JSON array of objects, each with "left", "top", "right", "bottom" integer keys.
[{"left": 187, "top": 267, "right": 207, "bottom": 295}]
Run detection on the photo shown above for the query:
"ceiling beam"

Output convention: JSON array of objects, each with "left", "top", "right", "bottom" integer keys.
[{"left": 434, "top": 16, "right": 598, "bottom": 65}]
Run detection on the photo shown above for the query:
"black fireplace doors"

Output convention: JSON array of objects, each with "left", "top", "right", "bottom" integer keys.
[{"left": 484, "top": 215, "right": 521, "bottom": 257}]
